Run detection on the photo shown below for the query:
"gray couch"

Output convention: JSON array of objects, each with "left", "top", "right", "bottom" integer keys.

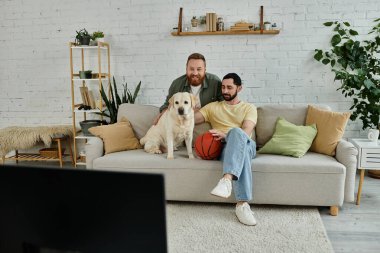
[{"left": 86, "top": 103, "right": 358, "bottom": 216}]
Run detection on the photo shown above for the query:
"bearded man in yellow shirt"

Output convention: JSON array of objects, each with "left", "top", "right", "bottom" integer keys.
[{"left": 194, "top": 73, "right": 258, "bottom": 226}]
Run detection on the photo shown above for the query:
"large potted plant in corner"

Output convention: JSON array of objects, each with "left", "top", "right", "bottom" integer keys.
[
  {"left": 314, "top": 18, "right": 380, "bottom": 130},
  {"left": 97, "top": 77, "right": 142, "bottom": 124},
  {"left": 314, "top": 18, "right": 380, "bottom": 178}
]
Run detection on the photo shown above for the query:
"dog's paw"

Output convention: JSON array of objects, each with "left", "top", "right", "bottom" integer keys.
[
  {"left": 188, "top": 154, "right": 195, "bottom": 159},
  {"left": 167, "top": 155, "right": 174, "bottom": 159},
  {"left": 154, "top": 149, "right": 163, "bottom": 154}
]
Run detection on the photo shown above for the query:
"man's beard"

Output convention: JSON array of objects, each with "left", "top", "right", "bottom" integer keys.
[
  {"left": 223, "top": 91, "right": 238, "bottom": 101},
  {"left": 187, "top": 74, "right": 205, "bottom": 86}
]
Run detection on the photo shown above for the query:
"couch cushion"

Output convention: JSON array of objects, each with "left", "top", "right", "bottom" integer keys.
[
  {"left": 306, "top": 105, "right": 350, "bottom": 156},
  {"left": 88, "top": 118, "right": 142, "bottom": 154},
  {"left": 254, "top": 152, "right": 345, "bottom": 174},
  {"left": 93, "top": 147, "right": 345, "bottom": 175},
  {"left": 117, "top": 103, "right": 159, "bottom": 139},
  {"left": 258, "top": 117, "right": 317, "bottom": 158},
  {"left": 256, "top": 104, "right": 330, "bottom": 148}
]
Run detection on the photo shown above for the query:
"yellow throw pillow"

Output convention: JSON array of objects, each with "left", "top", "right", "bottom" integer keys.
[
  {"left": 305, "top": 105, "right": 350, "bottom": 156},
  {"left": 89, "top": 117, "right": 142, "bottom": 154}
]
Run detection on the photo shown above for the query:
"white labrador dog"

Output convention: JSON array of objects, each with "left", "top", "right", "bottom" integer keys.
[{"left": 140, "top": 92, "right": 196, "bottom": 159}]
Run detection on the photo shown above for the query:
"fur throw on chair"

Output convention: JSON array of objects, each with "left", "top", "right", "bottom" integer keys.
[{"left": 0, "top": 125, "right": 73, "bottom": 157}]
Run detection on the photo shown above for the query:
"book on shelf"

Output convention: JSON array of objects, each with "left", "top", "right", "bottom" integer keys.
[
  {"left": 212, "top": 13, "right": 217, "bottom": 32},
  {"left": 79, "top": 87, "right": 89, "bottom": 106},
  {"left": 230, "top": 27, "right": 251, "bottom": 31},
  {"left": 235, "top": 22, "right": 253, "bottom": 27},
  {"left": 78, "top": 87, "right": 96, "bottom": 109},
  {"left": 206, "top": 13, "right": 210, "bottom": 32},
  {"left": 87, "top": 90, "right": 96, "bottom": 109},
  {"left": 206, "top": 12, "right": 217, "bottom": 32}
]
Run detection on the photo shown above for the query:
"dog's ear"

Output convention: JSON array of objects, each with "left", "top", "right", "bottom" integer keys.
[
  {"left": 168, "top": 96, "right": 174, "bottom": 109},
  {"left": 190, "top": 94, "right": 197, "bottom": 109}
]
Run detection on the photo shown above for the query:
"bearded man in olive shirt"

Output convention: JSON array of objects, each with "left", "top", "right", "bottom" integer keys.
[{"left": 153, "top": 53, "right": 223, "bottom": 124}]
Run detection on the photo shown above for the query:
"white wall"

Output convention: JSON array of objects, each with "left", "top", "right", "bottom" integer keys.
[{"left": 1, "top": 0, "right": 379, "bottom": 138}]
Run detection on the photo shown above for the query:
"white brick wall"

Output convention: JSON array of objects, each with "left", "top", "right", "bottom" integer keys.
[{"left": 1, "top": 0, "right": 379, "bottom": 140}]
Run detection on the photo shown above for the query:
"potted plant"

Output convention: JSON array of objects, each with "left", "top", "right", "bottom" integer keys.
[
  {"left": 92, "top": 31, "right": 105, "bottom": 43},
  {"left": 264, "top": 21, "right": 271, "bottom": 30},
  {"left": 97, "top": 77, "right": 142, "bottom": 124},
  {"left": 75, "top": 28, "right": 91, "bottom": 46},
  {"left": 79, "top": 70, "right": 92, "bottom": 79},
  {"left": 191, "top": 16, "right": 198, "bottom": 27},
  {"left": 314, "top": 18, "right": 380, "bottom": 130}
]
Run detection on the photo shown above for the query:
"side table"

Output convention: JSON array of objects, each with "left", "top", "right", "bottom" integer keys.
[
  {"left": 2, "top": 136, "right": 74, "bottom": 168},
  {"left": 350, "top": 138, "right": 380, "bottom": 205}
]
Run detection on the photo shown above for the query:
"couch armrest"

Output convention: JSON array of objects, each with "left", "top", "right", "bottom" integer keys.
[
  {"left": 335, "top": 139, "right": 358, "bottom": 203},
  {"left": 85, "top": 137, "right": 104, "bottom": 169}
]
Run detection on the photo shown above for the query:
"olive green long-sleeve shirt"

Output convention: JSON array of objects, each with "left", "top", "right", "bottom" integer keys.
[{"left": 159, "top": 73, "right": 223, "bottom": 112}]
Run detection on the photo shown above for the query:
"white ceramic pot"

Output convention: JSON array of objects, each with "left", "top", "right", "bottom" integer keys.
[
  {"left": 368, "top": 129, "right": 380, "bottom": 143},
  {"left": 95, "top": 38, "right": 105, "bottom": 43}
]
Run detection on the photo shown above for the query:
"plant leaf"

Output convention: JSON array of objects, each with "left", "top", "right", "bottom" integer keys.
[
  {"left": 364, "top": 79, "right": 375, "bottom": 89},
  {"left": 314, "top": 50, "right": 323, "bottom": 61},
  {"left": 323, "top": 22, "right": 334, "bottom": 27},
  {"left": 338, "top": 29, "right": 346, "bottom": 36},
  {"left": 132, "top": 81, "right": 142, "bottom": 103},
  {"left": 349, "top": 29, "right": 359, "bottom": 36},
  {"left": 322, "top": 59, "right": 330, "bottom": 65},
  {"left": 331, "top": 34, "right": 341, "bottom": 46},
  {"left": 343, "top": 22, "right": 351, "bottom": 27},
  {"left": 113, "top": 77, "right": 122, "bottom": 108}
]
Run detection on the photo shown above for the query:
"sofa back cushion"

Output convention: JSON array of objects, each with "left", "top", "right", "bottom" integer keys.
[
  {"left": 117, "top": 103, "right": 159, "bottom": 140},
  {"left": 256, "top": 104, "right": 330, "bottom": 148}
]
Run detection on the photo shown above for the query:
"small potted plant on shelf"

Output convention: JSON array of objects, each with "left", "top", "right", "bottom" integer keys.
[
  {"left": 264, "top": 21, "right": 271, "bottom": 30},
  {"left": 92, "top": 31, "right": 105, "bottom": 45},
  {"left": 79, "top": 70, "right": 92, "bottom": 79},
  {"left": 191, "top": 16, "right": 198, "bottom": 27},
  {"left": 75, "top": 28, "right": 91, "bottom": 46}
]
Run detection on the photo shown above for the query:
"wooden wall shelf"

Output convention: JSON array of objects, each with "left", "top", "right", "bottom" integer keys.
[
  {"left": 171, "top": 30, "right": 279, "bottom": 36},
  {"left": 172, "top": 6, "right": 280, "bottom": 37}
]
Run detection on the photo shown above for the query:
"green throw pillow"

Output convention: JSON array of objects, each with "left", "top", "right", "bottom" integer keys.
[{"left": 258, "top": 117, "right": 317, "bottom": 158}]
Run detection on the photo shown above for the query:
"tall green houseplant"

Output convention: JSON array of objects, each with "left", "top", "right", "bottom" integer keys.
[
  {"left": 314, "top": 18, "right": 380, "bottom": 130},
  {"left": 97, "top": 77, "right": 142, "bottom": 124}
]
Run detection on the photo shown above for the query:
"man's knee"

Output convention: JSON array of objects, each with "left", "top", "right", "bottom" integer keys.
[{"left": 227, "top": 127, "right": 245, "bottom": 137}]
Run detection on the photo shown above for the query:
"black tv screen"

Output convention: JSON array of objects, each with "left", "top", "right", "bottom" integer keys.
[{"left": 0, "top": 165, "right": 167, "bottom": 253}]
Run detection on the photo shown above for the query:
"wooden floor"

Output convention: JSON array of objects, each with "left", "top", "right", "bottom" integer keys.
[
  {"left": 2, "top": 160, "right": 380, "bottom": 253},
  {"left": 319, "top": 172, "right": 380, "bottom": 253}
]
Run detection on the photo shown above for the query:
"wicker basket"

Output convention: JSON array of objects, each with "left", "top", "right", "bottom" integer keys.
[{"left": 39, "top": 148, "right": 65, "bottom": 158}]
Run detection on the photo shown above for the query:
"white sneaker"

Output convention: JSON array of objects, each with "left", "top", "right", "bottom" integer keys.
[
  {"left": 235, "top": 202, "right": 257, "bottom": 226},
  {"left": 210, "top": 178, "right": 232, "bottom": 198}
]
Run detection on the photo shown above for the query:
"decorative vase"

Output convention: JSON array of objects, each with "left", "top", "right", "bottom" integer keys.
[{"left": 191, "top": 18, "right": 198, "bottom": 27}]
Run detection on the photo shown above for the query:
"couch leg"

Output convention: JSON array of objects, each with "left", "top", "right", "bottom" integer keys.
[{"left": 330, "top": 206, "right": 339, "bottom": 216}]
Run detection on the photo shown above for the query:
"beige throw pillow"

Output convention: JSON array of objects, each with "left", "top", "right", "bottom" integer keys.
[
  {"left": 89, "top": 117, "right": 142, "bottom": 154},
  {"left": 305, "top": 105, "right": 350, "bottom": 156}
]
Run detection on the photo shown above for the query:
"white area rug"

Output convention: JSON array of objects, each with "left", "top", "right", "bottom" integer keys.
[{"left": 167, "top": 202, "right": 333, "bottom": 253}]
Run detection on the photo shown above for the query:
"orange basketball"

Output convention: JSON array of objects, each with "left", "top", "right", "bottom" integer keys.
[{"left": 195, "top": 132, "right": 223, "bottom": 160}]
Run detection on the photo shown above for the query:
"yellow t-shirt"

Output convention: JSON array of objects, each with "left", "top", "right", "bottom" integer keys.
[{"left": 199, "top": 101, "right": 257, "bottom": 134}]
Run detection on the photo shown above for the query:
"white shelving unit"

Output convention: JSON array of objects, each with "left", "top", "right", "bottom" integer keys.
[{"left": 69, "top": 42, "right": 111, "bottom": 167}]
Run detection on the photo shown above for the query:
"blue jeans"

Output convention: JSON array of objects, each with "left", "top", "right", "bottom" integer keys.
[{"left": 219, "top": 128, "right": 256, "bottom": 201}]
